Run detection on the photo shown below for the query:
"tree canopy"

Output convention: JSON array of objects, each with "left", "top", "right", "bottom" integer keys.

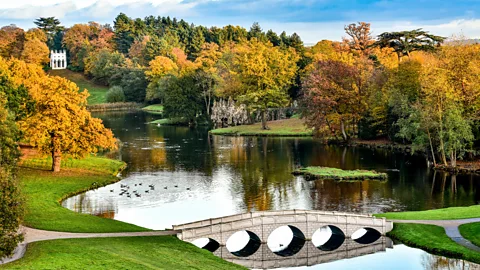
[{"left": 373, "top": 29, "right": 446, "bottom": 60}]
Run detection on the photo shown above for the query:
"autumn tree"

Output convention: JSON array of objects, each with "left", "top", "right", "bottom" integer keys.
[
  {"left": 302, "top": 60, "right": 369, "bottom": 142},
  {"left": 145, "top": 55, "right": 179, "bottom": 102},
  {"left": 128, "top": 36, "right": 150, "bottom": 66},
  {"left": 397, "top": 56, "right": 474, "bottom": 167},
  {"left": 20, "top": 76, "right": 117, "bottom": 172},
  {"left": 373, "top": 29, "right": 445, "bottom": 61},
  {"left": 343, "top": 22, "right": 373, "bottom": 55},
  {"left": 232, "top": 39, "right": 298, "bottom": 129},
  {"left": 20, "top": 29, "right": 49, "bottom": 65},
  {"left": 194, "top": 43, "right": 222, "bottom": 116},
  {"left": 0, "top": 25, "right": 24, "bottom": 59}
]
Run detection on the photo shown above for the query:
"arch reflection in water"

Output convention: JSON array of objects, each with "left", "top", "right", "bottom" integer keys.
[
  {"left": 191, "top": 238, "right": 220, "bottom": 252},
  {"left": 226, "top": 230, "right": 261, "bottom": 257},
  {"left": 267, "top": 225, "right": 306, "bottom": 257},
  {"left": 312, "top": 225, "right": 345, "bottom": 251},
  {"left": 352, "top": 227, "right": 381, "bottom": 244}
]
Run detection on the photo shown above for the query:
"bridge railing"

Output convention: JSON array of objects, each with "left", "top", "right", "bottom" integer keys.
[{"left": 172, "top": 209, "right": 382, "bottom": 231}]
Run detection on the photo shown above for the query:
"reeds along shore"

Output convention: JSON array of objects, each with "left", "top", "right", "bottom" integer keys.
[{"left": 87, "top": 102, "right": 142, "bottom": 112}]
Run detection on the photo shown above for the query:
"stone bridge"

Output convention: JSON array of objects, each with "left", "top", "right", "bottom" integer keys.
[
  {"left": 215, "top": 237, "right": 393, "bottom": 269},
  {"left": 173, "top": 210, "right": 393, "bottom": 246}
]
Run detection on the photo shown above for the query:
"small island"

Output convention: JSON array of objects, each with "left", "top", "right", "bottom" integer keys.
[{"left": 293, "top": 167, "right": 387, "bottom": 181}]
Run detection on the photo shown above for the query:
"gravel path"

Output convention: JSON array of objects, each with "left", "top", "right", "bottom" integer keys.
[
  {"left": 0, "top": 227, "right": 179, "bottom": 265},
  {"left": 391, "top": 218, "right": 480, "bottom": 252}
]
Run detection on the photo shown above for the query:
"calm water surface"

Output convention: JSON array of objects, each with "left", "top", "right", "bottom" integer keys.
[{"left": 63, "top": 111, "right": 480, "bottom": 269}]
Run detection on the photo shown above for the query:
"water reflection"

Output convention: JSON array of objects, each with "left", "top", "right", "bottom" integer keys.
[
  {"left": 61, "top": 111, "right": 480, "bottom": 269},
  {"left": 64, "top": 111, "right": 480, "bottom": 229}
]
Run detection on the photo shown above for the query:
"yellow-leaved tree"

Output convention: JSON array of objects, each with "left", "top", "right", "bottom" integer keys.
[
  {"left": 20, "top": 29, "right": 50, "bottom": 66},
  {"left": 232, "top": 39, "right": 299, "bottom": 129},
  {"left": 19, "top": 76, "right": 117, "bottom": 172}
]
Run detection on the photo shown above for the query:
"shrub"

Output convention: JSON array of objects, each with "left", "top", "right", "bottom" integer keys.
[{"left": 106, "top": 86, "right": 125, "bottom": 103}]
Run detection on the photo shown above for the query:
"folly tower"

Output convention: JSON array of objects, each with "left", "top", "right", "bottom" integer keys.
[{"left": 50, "top": 50, "right": 67, "bottom": 70}]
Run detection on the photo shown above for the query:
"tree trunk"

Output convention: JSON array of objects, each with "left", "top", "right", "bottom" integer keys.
[
  {"left": 427, "top": 130, "right": 437, "bottom": 167},
  {"left": 450, "top": 150, "right": 457, "bottom": 167},
  {"left": 340, "top": 120, "right": 348, "bottom": 142},
  {"left": 438, "top": 134, "right": 448, "bottom": 166},
  {"left": 51, "top": 133, "right": 61, "bottom": 172},
  {"left": 261, "top": 110, "right": 269, "bottom": 130}
]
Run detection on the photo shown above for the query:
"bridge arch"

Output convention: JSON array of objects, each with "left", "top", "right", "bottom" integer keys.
[
  {"left": 312, "top": 225, "right": 345, "bottom": 251},
  {"left": 191, "top": 238, "right": 220, "bottom": 252},
  {"left": 352, "top": 227, "right": 381, "bottom": 244},
  {"left": 267, "top": 225, "right": 306, "bottom": 257},
  {"left": 226, "top": 230, "right": 261, "bottom": 257}
]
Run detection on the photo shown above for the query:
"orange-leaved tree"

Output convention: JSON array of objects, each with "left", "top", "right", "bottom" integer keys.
[{"left": 19, "top": 76, "right": 117, "bottom": 172}]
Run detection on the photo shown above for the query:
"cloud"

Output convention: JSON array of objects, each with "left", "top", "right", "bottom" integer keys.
[
  {"left": 0, "top": 2, "right": 77, "bottom": 19},
  {"left": 0, "top": 0, "right": 479, "bottom": 43}
]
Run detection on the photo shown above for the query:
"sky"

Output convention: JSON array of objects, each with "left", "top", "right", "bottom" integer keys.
[{"left": 0, "top": 0, "right": 479, "bottom": 44}]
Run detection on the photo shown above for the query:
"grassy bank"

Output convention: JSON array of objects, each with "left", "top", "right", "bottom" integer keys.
[
  {"left": 2, "top": 236, "right": 245, "bottom": 270},
  {"left": 210, "top": 118, "right": 312, "bottom": 136},
  {"left": 49, "top": 69, "right": 108, "bottom": 105},
  {"left": 376, "top": 205, "right": 480, "bottom": 220},
  {"left": 375, "top": 206, "right": 480, "bottom": 264},
  {"left": 459, "top": 222, "right": 480, "bottom": 247},
  {"left": 13, "top": 156, "right": 245, "bottom": 269},
  {"left": 293, "top": 166, "right": 387, "bottom": 181},
  {"left": 19, "top": 156, "right": 148, "bottom": 233},
  {"left": 149, "top": 118, "right": 188, "bottom": 125},
  {"left": 142, "top": 104, "right": 164, "bottom": 115},
  {"left": 387, "top": 223, "right": 480, "bottom": 264}
]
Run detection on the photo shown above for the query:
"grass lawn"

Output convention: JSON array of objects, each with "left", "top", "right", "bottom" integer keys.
[
  {"left": 19, "top": 156, "right": 148, "bottom": 233},
  {"left": 11, "top": 156, "right": 246, "bottom": 269},
  {"left": 49, "top": 69, "right": 109, "bottom": 105},
  {"left": 210, "top": 118, "right": 313, "bottom": 136},
  {"left": 387, "top": 223, "right": 480, "bottom": 264},
  {"left": 375, "top": 205, "right": 480, "bottom": 220},
  {"left": 149, "top": 118, "right": 189, "bottom": 125},
  {"left": 1, "top": 236, "right": 245, "bottom": 270},
  {"left": 375, "top": 206, "right": 480, "bottom": 264},
  {"left": 459, "top": 222, "right": 480, "bottom": 247},
  {"left": 142, "top": 104, "right": 164, "bottom": 115},
  {"left": 293, "top": 166, "right": 387, "bottom": 181}
]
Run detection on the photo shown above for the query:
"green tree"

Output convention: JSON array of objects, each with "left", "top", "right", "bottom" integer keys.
[
  {"left": 84, "top": 49, "right": 126, "bottom": 85},
  {"left": 373, "top": 29, "right": 445, "bottom": 61},
  {"left": 113, "top": 13, "right": 135, "bottom": 54},
  {"left": 186, "top": 27, "right": 205, "bottom": 60},
  {"left": 247, "top": 22, "right": 266, "bottom": 42},
  {"left": 266, "top": 30, "right": 281, "bottom": 46},
  {"left": 105, "top": 86, "right": 125, "bottom": 103},
  {"left": 110, "top": 67, "right": 147, "bottom": 102},
  {"left": 34, "top": 17, "right": 64, "bottom": 49},
  {"left": 162, "top": 74, "right": 203, "bottom": 125},
  {"left": 144, "top": 32, "right": 182, "bottom": 61},
  {"left": 0, "top": 95, "right": 24, "bottom": 260}
]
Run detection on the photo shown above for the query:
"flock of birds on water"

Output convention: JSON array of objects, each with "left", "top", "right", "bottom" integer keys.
[{"left": 110, "top": 183, "right": 191, "bottom": 198}]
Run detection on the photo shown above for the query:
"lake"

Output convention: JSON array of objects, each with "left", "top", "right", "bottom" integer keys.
[{"left": 63, "top": 111, "right": 480, "bottom": 269}]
